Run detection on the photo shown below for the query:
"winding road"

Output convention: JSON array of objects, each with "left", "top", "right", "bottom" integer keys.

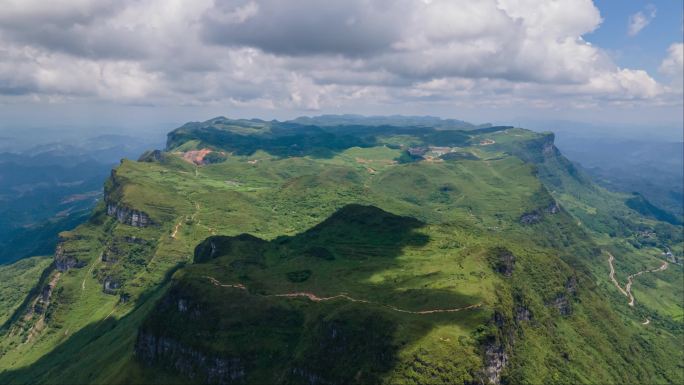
[
  {"left": 607, "top": 252, "right": 668, "bottom": 307},
  {"left": 206, "top": 276, "right": 482, "bottom": 315}
]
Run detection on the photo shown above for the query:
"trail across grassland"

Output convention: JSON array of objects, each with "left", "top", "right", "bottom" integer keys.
[
  {"left": 81, "top": 255, "right": 100, "bottom": 292},
  {"left": 171, "top": 202, "right": 215, "bottom": 239},
  {"left": 205, "top": 276, "right": 482, "bottom": 315},
  {"left": 607, "top": 252, "right": 668, "bottom": 307}
]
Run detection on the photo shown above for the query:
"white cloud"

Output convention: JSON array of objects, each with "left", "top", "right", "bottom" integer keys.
[
  {"left": 659, "top": 42, "right": 683, "bottom": 94},
  {"left": 0, "top": 0, "right": 677, "bottom": 112},
  {"left": 628, "top": 5, "right": 656, "bottom": 37},
  {"left": 660, "top": 43, "right": 684, "bottom": 78}
]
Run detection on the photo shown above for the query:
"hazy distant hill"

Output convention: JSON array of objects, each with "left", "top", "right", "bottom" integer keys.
[
  {"left": 289, "top": 114, "right": 492, "bottom": 130},
  {"left": 0, "top": 135, "right": 159, "bottom": 264},
  {"left": 555, "top": 136, "right": 683, "bottom": 221}
]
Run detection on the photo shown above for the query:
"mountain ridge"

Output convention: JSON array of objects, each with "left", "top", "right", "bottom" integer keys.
[{"left": 0, "top": 117, "right": 680, "bottom": 384}]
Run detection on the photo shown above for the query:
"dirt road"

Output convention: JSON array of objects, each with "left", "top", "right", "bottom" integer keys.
[
  {"left": 607, "top": 252, "right": 668, "bottom": 307},
  {"left": 206, "top": 276, "right": 481, "bottom": 315}
]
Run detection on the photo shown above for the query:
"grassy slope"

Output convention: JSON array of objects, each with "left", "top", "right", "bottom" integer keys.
[
  {"left": 0, "top": 256, "right": 52, "bottom": 325},
  {"left": 0, "top": 123, "right": 681, "bottom": 384}
]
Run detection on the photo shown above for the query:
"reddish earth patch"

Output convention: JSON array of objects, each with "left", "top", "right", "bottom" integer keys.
[{"left": 182, "top": 148, "right": 213, "bottom": 165}]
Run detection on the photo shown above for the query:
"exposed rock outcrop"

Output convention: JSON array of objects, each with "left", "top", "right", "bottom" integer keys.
[
  {"left": 564, "top": 276, "right": 578, "bottom": 294},
  {"left": 135, "top": 330, "right": 246, "bottom": 385},
  {"left": 101, "top": 250, "right": 117, "bottom": 264},
  {"left": 106, "top": 202, "right": 152, "bottom": 227},
  {"left": 549, "top": 294, "right": 572, "bottom": 316},
  {"left": 32, "top": 273, "right": 60, "bottom": 316},
  {"left": 546, "top": 201, "right": 561, "bottom": 214},
  {"left": 103, "top": 277, "right": 121, "bottom": 295},
  {"left": 520, "top": 199, "right": 560, "bottom": 225},
  {"left": 515, "top": 306, "right": 532, "bottom": 322},
  {"left": 124, "top": 236, "right": 147, "bottom": 244},
  {"left": 483, "top": 343, "right": 508, "bottom": 385},
  {"left": 138, "top": 149, "right": 165, "bottom": 163},
  {"left": 54, "top": 243, "right": 85, "bottom": 271},
  {"left": 546, "top": 276, "right": 578, "bottom": 316},
  {"left": 478, "top": 311, "right": 514, "bottom": 385},
  {"left": 519, "top": 211, "right": 542, "bottom": 225},
  {"left": 489, "top": 247, "right": 516, "bottom": 277},
  {"left": 104, "top": 168, "right": 153, "bottom": 227},
  {"left": 542, "top": 140, "right": 557, "bottom": 156}
]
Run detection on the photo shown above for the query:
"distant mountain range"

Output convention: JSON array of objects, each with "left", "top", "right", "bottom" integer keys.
[{"left": 0, "top": 134, "right": 159, "bottom": 264}]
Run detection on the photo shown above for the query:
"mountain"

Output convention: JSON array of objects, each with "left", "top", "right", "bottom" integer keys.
[
  {"left": 288, "top": 115, "right": 492, "bottom": 130},
  {"left": 0, "top": 117, "right": 681, "bottom": 384}
]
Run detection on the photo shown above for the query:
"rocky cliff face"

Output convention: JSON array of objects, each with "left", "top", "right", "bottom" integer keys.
[
  {"left": 138, "top": 149, "right": 165, "bottom": 163},
  {"left": 479, "top": 311, "right": 513, "bottom": 385},
  {"left": 483, "top": 343, "right": 508, "bottom": 384},
  {"left": 489, "top": 247, "right": 516, "bottom": 277},
  {"left": 104, "top": 168, "right": 153, "bottom": 227},
  {"left": 134, "top": 285, "right": 246, "bottom": 384},
  {"left": 519, "top": 200, "right": 561, "bottom": 225},
  {"left": 54, "top": 243, "right": 85, "bottom": 271},
  {"left": 102, "top": 277, "right": 121, "bottom": 295},
  {"left": 106, "top": 202, "right": 152, "bottom": 227},
  {"left": 31, "top": 273, "right": 60, "bottom": 316},
  {"left": 504, "top": 132, "right": 557, "bottom": 164},
  {"left": 136, "top": 330, "right": 246, "bottom": 385},
  {"left": 546, "top": 276, "right": 578, "bottom": 316}
]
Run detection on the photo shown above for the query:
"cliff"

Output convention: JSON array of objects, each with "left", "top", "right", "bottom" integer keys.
[
  {"left": 103, "top": 169, "right": 153, "bottom": 227},
  {"left": 54, "top": 242, "right": 86, "bottom": 271},
  {"left": 105, "top": 202, "right": 152, "bottom": 227}
]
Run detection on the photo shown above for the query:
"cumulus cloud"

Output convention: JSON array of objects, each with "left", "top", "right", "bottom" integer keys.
[
  {"left": 201, "top": 0, "right": 403, "bottom": 56},
  {"left": 628, "top": 4, "right": 656, "bottom": 37},
  {"left": 659, "top": 42, "right": 683, "bottom": 94},
  {"left": 0, "top": 0, "right": 676, "bottom": 111},
  {"left": 660, "top": 43, "right": 684, "bottom": 78}
]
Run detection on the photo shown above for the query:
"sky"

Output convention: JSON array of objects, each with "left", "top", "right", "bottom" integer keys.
[{"left": 0, "top": 0, "right": 682, "bottom": 138}]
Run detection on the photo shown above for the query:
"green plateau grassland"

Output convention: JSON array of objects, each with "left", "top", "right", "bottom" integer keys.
[{"left": 0, "top": 119, "right": 681, "bottom": 384}]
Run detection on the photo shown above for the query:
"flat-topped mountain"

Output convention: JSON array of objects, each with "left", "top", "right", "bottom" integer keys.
[{"left": 0, "top": 117, "right": 681, "bottom": 384}]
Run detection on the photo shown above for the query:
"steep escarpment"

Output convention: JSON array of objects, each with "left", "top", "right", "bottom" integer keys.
[
  {"left": 0, "top": 117, "right": 680, "bottom": 385},
  {"left": 135, "top": 284, "right": 248, "bottom": 385},
  {"left": 104, "top": 169, "right": 153, "bottom": 227},
  {"left": 54, "top": 241, "right": 85, "bottom": 271},
  {"left": 105, "top": 203, "right": 152, "bottom": 227}
]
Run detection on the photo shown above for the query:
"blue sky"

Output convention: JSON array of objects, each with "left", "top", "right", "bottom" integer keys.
[
  {"left": 0, "top": 1, "right": 681, "bottom": 136},
  {"left": 588, "top": 0, "right": 683, "bottom": 81}
]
